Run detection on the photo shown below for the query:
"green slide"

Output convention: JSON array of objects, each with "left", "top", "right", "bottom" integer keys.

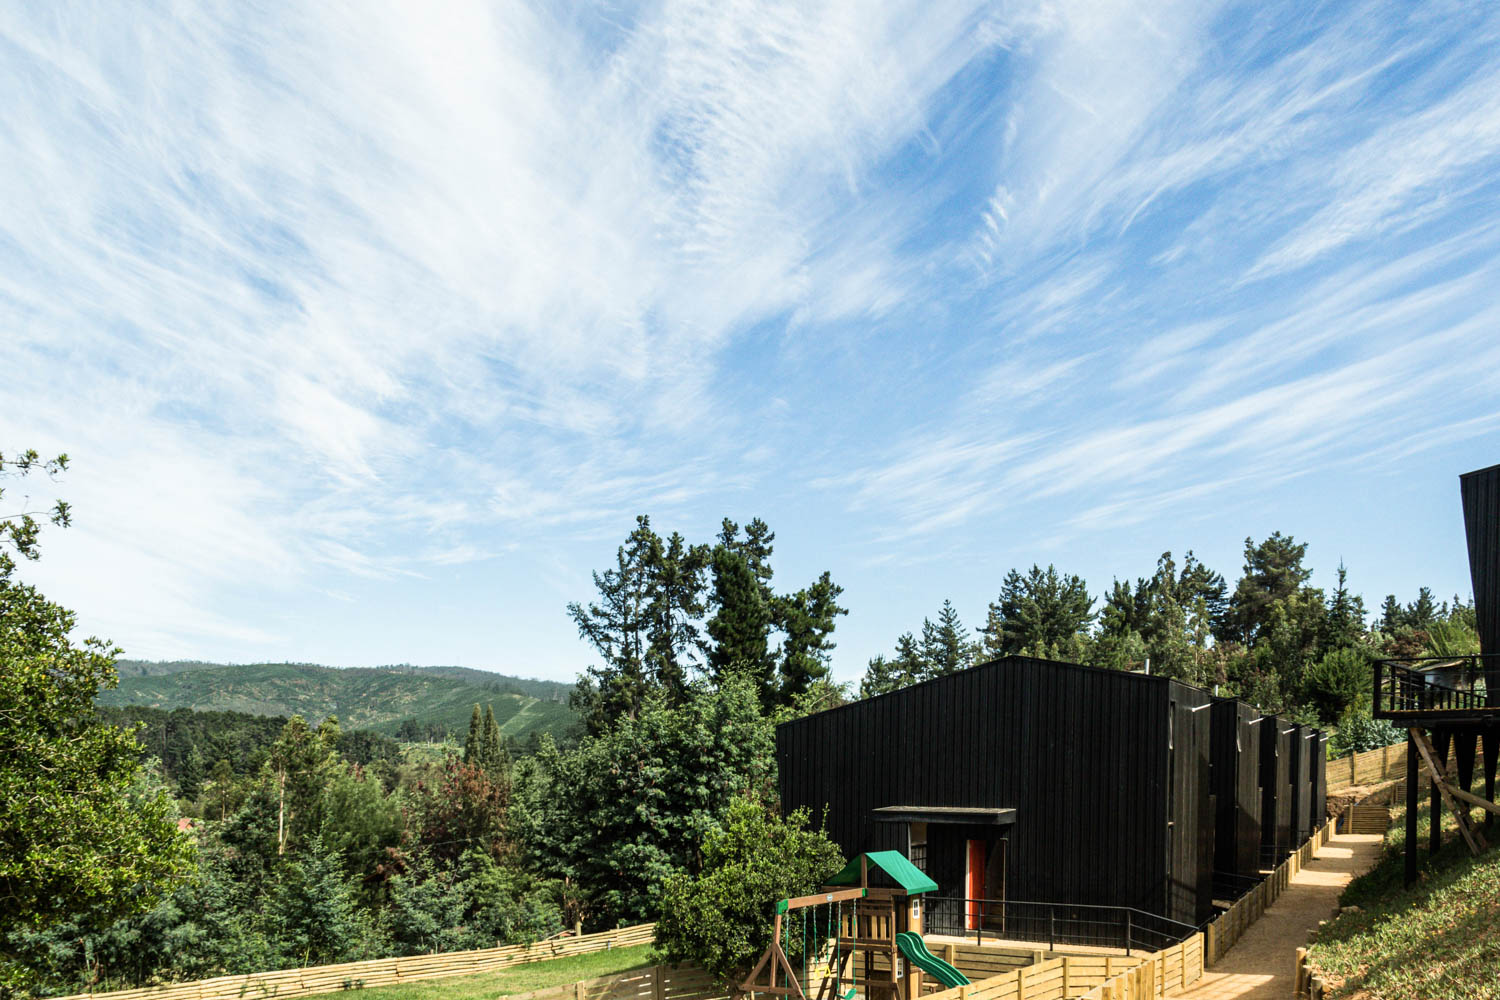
[{"left": 895, "top": 932, "right": 970, "bottom": 989}]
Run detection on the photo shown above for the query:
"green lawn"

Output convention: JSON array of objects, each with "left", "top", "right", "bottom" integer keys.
[
  {"left": 1308, "top": 801, "right": 1500, "bottom": 999},
  {"left": 344, "top": 944, "right": 657, "bottom": 1000}
]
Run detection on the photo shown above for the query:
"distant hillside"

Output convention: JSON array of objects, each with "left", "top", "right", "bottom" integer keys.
[{"left": 103, "top": 660, "right": 578, "bottom": 742}]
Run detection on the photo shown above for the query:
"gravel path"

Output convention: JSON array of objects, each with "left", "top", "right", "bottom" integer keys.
[{"left": 1167, "top": 832, "right": 1386, "bottom": 1000}]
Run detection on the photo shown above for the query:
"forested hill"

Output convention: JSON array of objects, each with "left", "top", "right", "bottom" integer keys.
[{"left": 101, "top": 660, "right": 577, "bottom": 742}]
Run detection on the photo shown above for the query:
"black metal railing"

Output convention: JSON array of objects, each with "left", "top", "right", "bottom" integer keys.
[
  {"left": 923, "top": 897, "right": 1196, "bottom": 954},
  {"left": 1210, "top": 870, "right": 1261, "bottom": 902},
  {"left": 1373, "top": 655, "right": 1500, "bottom": 718}
]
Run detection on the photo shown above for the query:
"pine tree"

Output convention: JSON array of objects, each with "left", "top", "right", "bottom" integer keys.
[
  {"left": 464, "top": 704, "right": 482, "bottom": 765},
  {"left": 920, "top": 600, "right": 975, "bottom": 676},
  {"left": 482, "top": 705, "right": 501, "bottom": 771},
  {"left": 1406, "top": 587, "right": 1440, "bottom": 629},
  {"left": 706, "top": 546, "right": 775, "bottom": 697},
  {"left": 776, "top": 571, "right": 847, "bottom": 703},
  {"left": 1323, "top": 562, "right": 1366, "bottom": 650},
  {"left": 1379, "top": 594, "right": 1403, "bottom": 633},
  {"left": 1226, "top": 532, "right": 1312, "bottom": 644},
  {"left": 980, "top": 565, "right": 1094, "bottom": 657}
]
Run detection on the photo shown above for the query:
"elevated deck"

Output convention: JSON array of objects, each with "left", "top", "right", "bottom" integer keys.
[{"left": 1372, "top": 655, "right": 1500, "bottom": 724}]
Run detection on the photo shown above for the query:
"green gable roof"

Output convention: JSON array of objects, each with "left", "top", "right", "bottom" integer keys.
[{"left": 827, "top": 851, "right": 938, "bottom": 895}]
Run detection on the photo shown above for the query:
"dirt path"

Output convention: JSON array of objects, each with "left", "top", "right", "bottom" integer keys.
[{"left": 1167, "top": 833, "right": 1385, "bottom": 1000}]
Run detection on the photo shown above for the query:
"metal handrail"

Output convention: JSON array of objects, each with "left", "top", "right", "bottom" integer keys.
[
  {"left": 922, "top": 896, "right": 1196, "bottom": 955},
  {"left": 1373, "top": 655, "right": 1500, "bottom": 718}
]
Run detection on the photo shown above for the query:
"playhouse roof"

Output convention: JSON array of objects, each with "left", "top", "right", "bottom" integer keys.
[{"left": 827, "top": 850, "right": 938, "bottom": 894}]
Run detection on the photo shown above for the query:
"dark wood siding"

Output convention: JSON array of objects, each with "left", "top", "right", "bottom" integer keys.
[
  {"left": 1211, "top": 699, "right": 1264, "bottom": 877},
  {"left": 776, "top": 657, "right": 1214, "bottom": 926},
  {"left": 1260, "top": 715, "right": 1293, "bottom": 864},
  {"left": 1461, "top": 463, "right": 1500, "bottom": 671}
]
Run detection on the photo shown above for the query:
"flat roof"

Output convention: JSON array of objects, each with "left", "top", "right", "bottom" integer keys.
[{"left": 871, "top": 806, "right": 1017, "bottom": 825}]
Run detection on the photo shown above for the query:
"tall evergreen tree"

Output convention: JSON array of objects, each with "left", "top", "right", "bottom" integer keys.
[
  {"left": 1323, "top": 562, "right": 1367, "bottom": 650},
  {"left": 921, "top": 600, "right": 976, "bottom": 675},
  {"left": 775, "top": 571, "right": 847, "bottom": 704},
  {"left": 464, "top": 704, "right": 483, "bottom": 765},
  {"left": 1406, "top": 586, "right": 1440, "bottom": 629},
  {"left": 482, "top": 705, "right": 501, "bottom": 771},
  {"left": 706, "top": 546, "right": 775, "bottom": 697},
  {"left": 1379, "top": 594, "right": 1403, "bottom": 634},
  {"left": 979, "top": 565, "right": 1094, "bottom": 658},
  {"left": 858, "top": 633, "right": 929, "bottom": 697},
  {"left": 1225, "top": 532, "right": 1312, "bottom": 644}
]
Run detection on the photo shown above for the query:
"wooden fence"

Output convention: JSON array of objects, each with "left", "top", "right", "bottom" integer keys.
[
  {"left": 1327, "top": 735, "right": 1490, "bottom": 792},
  {"left": 1326, "top": 740, "right": 1406, "bottom": 791},
  {"left": 54, "top": 924, "right": 659, "bottom": 1000},
  {"left": 919, "top": 936, "right": 1204, "bottom": 1000},
  {"left": 1201, "top": 823, "right": 1333, "bottom": 966},
  {"left": 482, "top": 964, "right": 727, "bottom": 1000}
]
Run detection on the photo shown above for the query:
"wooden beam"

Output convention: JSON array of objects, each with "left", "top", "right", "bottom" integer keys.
[
  {"left": 1410, "top": 727, "right": 1488, "bottom": 855},
  {"left": 1439, "top": 780, "right": 1500, "bottom": 818},
  {"left": 781, "top": 888, "right": 867, "bottom": 911}
]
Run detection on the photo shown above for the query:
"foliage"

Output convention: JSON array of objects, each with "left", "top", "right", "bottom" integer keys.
[
  {"left": 980, "top": 565, "right": 1094, "bottom": 659},
  {"left": 1303, "top": 647, "right": 1372, "bottom": 724},
  {"left": 0, "top": 450, "right": 71, "bottom": 580},
  {"left": 571, "top": 517, "right": 845, "bottom": 730},
  {"left": 97, "top": 661, "right": 575, "bottom": 744},
  {"left": 1328, "top": 710, "right": 1403, "bottom": 758},
  {"left": 267, "top": 835, "right": 368, "bottom": 967},
  {"left": 656, "top": 797, "right": 843, "bottom": 983},
  {"left": 0, "top": 580, "right": 195, "bottom": 987},
  {"left": 522, "top": 676, "right": 775, "bottom": 929},
  {"left": 1225, "top": 531, "right": 1312, "bottom": 644},
  {"left": 859, "top": 600, "right": 979, "bottom": 697},
  {"left": 1308, "top": 803, "right": 1500, "bottom": 998}
]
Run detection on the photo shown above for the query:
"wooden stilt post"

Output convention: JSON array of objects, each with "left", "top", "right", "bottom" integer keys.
[{"left": 1406, "top": 730, "right": 1419, "bottom": 886}]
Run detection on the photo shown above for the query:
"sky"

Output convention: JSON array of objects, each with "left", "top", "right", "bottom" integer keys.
[{"left": 3, "top": 0, "right": 1499, "bottom": 686}]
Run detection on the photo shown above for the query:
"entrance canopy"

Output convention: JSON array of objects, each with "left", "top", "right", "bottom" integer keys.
[{"left": 870, "top": 805, "right": 1016, "bottom": 826}]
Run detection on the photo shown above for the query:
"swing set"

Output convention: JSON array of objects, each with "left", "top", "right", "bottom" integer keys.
[{"left": 741, "top": 852, "right": 950, "bottom": 1000}]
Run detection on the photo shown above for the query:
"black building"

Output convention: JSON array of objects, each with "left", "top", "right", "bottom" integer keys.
[
  {"left": 1210, "top": 698, "right": 1263, "bottom": 878},
  {"left": 776, "top": 656, "right": 1218, "bottom": 927}
]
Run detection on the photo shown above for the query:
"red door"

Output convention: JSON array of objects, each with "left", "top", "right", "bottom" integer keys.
[{"left": 965, "top": 839, "right": 986, "bottom": 931}]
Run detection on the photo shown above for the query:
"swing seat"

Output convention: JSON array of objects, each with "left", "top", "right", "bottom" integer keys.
[{"left": 842, "top": 990, "right": 856, "bottom": 999}]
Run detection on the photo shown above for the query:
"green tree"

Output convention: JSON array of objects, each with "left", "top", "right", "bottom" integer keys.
[
  {"left": 1, "top": 456, "right": 193, "bottom": 987},
  {"left": 0, "top": 449, "right": 70, "bottom": 580},
  {"left": 1302, "top": 647, "right": 1372, "bottom": 724},
  {"left": 1322, "top": 563, "right": 1367, "bottom": 650},
  {"left": 706, "top": 543, "right": 775, "bottom": 696},
  {"left": 921, "top": 600, "right": 977, "bottom": 676},
  {"left": 1226, "top": 532, "right": 1311, "bottom": 644},
  {"left": 979, "top": 565, "right": 1094, "bottom": 658},
  {"left": 656, "top": 796, "right": 843, "bottom": 983},
  {"left": 775, "top": 572, "right": 847, "bottom": 704},
  {"left": 482, "top": 704, "right": 502, "bottom": 770},
  {"left": 464, "top": 704, "right": 483, "bottom": 765},
  {"left": 266, "top": 835, "right": 363, "bottom": 966},
  {"left": 1378, "top": 594, "right": 1403, "bottom": 634},
  {"left": 523, "top": 676, "right": 774, "bottom": 928},
  {"left": 858, "top": 633, "right": 928, "bottom": 697},
  {"left": 1406, "top": 586, "right": 1441, "bottom": 630},
  {"left": 269, "top": 715, "right": 341, "bottom": 855}
]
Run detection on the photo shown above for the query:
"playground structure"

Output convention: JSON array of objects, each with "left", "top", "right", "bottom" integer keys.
[{"left": 741, "top": 852, "right": 968, "bottom": 1000}]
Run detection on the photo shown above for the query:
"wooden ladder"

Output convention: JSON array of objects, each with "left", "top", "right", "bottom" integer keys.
[{"left": 1408, "top": 727, "right": 1495, "bottom": 856}]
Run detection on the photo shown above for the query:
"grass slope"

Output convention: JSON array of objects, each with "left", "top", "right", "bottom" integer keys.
[
  {"left": 348, "top": 945, "right": 655, "bottom": 1000},
  {"left": 101, "top": 661, "right": 576, "bottom": 742},
  {"left": 1309, "top": 801, "right": 1500, "bottom": 999}
]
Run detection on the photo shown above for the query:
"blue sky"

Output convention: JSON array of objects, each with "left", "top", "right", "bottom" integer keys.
[{"left": 3, "top": 0, "right": 1498, "bottom": 686}]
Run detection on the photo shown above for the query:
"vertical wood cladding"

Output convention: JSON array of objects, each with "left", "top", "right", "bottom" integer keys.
[
  {"left": 1460, "top": 463, "right": 1500, "bottom": 672},
  {"left": 776, "top": 657, "right": 1210, "bottom": 927},
  {"left": 1211, "top": 699, "right": 1264, "bottom": 877},
  {"left": 1260, "top": 717, "right": 1294, "bottom": 863}
]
